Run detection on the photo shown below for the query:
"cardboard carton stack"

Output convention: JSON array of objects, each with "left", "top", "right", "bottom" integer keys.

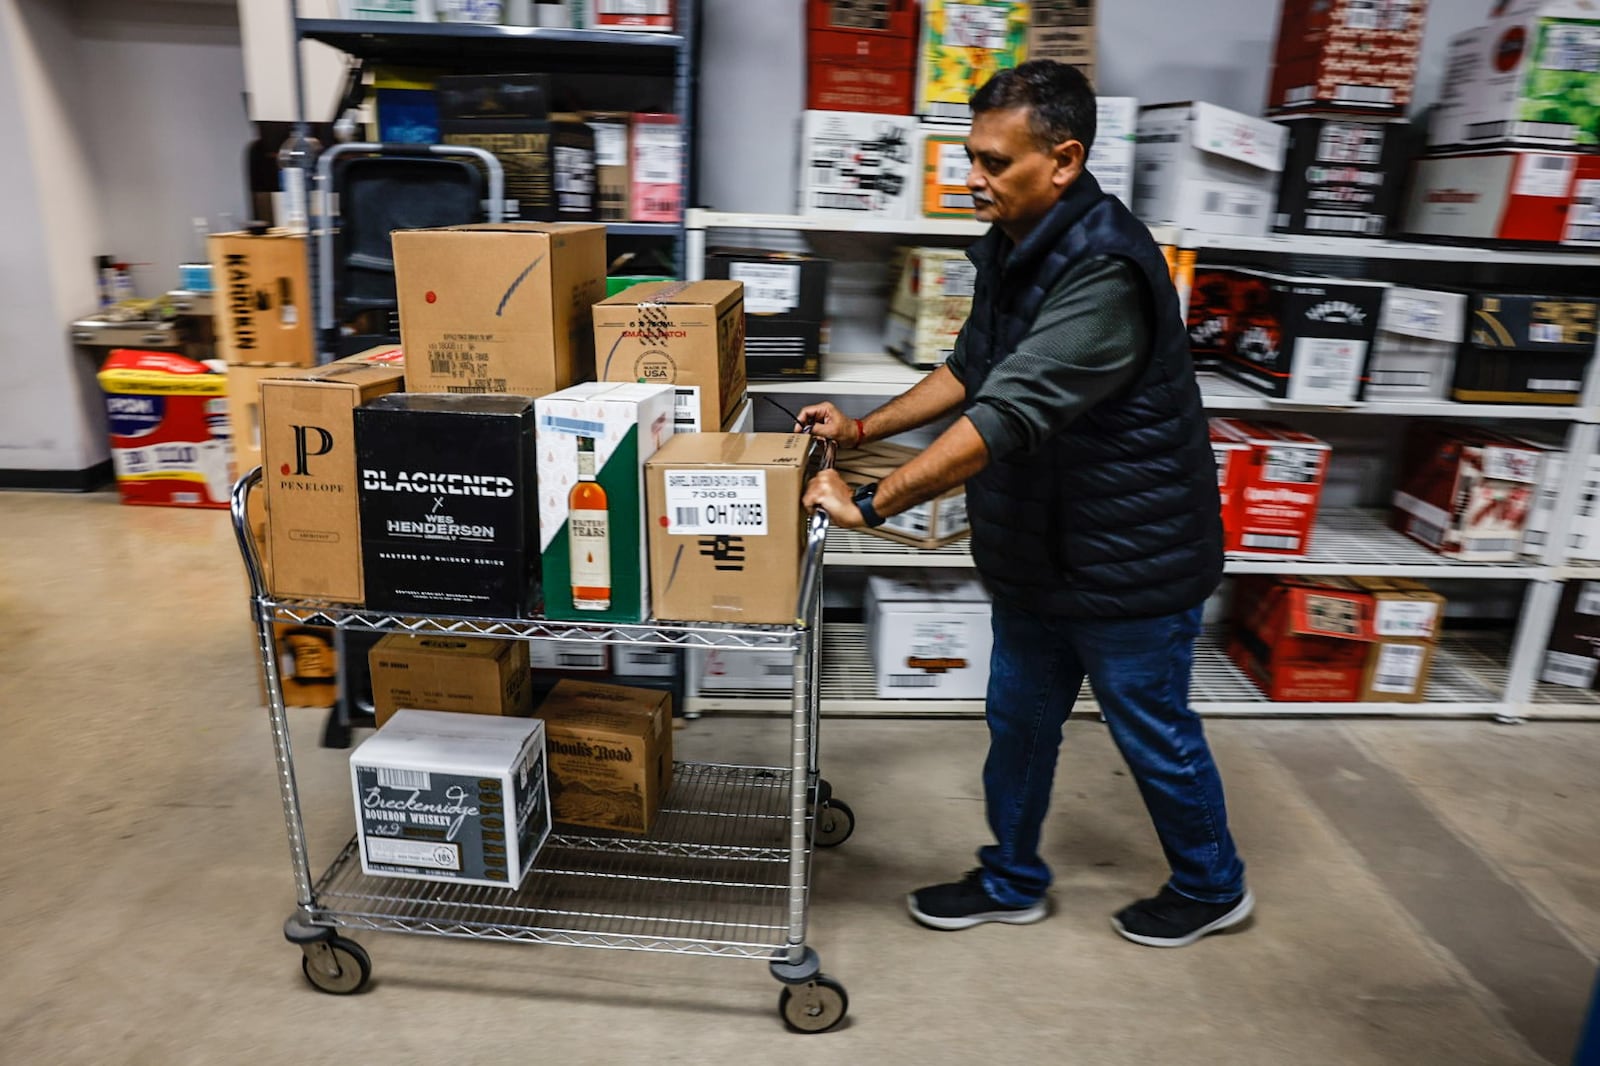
[
  {"left": 885, "top": 246, "right": 975, "bottom": 370},
  {"left": 808, "top": 0, "right": 920, "bottom": 115},
  {"left": 1391, "top": 422, "right": 1545, "bottom": 561},
  {"left": 1209, "top": 418, "right": 1332, "bottom": 557}
]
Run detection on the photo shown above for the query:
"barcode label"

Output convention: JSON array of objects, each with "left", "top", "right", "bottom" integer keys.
[
  {"left": 377, "top": 768, "right": 430, "bottom": 790},
  {"left": 1516, "top": 154, "right": 1574, "bottom": 198},
  {"left": 1468, "top": 538, "right": 1518, "bottom": 554},
  {"left": 1241, "top": 532, "right": 1300, "bottom": 550},
  {"left": 1411, "top": 517, "right": 1446, "bottom": 549},
  {"left": 1263, "top": 445, "right": 1323, "bottom": 484},
  {"left": 762, "top": 664, "right": 791, "bottom": 677},
  {"left": 1286, "top": 85, "right": 1315, "bottom": 105},
  {"left": 887, "top": 674, "right": 939, "bottom": 688},
  {"left": 1345, "top": 0, "right": 1379, "bottom": 30},
  {"left": 674, "top": 507, "right": 700, "bottom": 526},
  {"left": 559, "top": 652, "right": 606, "bottom": 668},
  {"left": 1372, "top": 644, "right": 1425, "bottom": 694},
  {"left": 1307, "top": 213, "right": 1383, "bottom": 235},
  {"left": 1528, "top": 378, "right": 1582, "bottom": 392},
  {"left": 1203, "top": 191, "right": 1223, "bottom": 214},
  {"left": 172, "top": 492, "right": 201, "bottom": 504},
  {"left": 935, "top": 142, "right": 968, "bottom": 185},
  {"left": 663, "top": 469, "right": 768, "bottom": 535},
  {"left": 1334, "top": 84, "right": 1395, "bottom": 105},
  {"left": 672, "top": 386, "right": 701, "bottom": 433},
  {"left": 1577, "top": 581, "right": 1600, "bottom": 616},
  {"left": 729, "top": 262, "right": 801, "bottom": 314},
  {"left": 940, "top": 261, "right": 977, "bottom": 298},
  {"left": 1375, "top": 601, "right": 1439, "bottom": 639},
  {"left": 1530, "top": 324, "right": 1564, "bottom": 344},
  {"left": 1290, "top": 338, "right": 1362, "bottom": 402},
  {"left": 1542, "top": 650, "right": 1598, "bottom": 689},
  {"left": 939, "top": 193, "right": 972, "bottom": 209},
  {"left": 1545, "top": 23, "right": 1600, "bottom": 73},
  {"left": 1372, "top": 369, "right": 1433, "bottom": 387}
]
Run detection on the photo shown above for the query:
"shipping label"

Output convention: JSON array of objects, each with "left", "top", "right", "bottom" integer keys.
[
  {"left": 1371, "top": 643, "right": 1425, "bottom": 694},
  {"left": 664, "top": 469, "right": 769, "bottom": 535},
  {"left": 730, "top": 262, "right": 802, "bottom": 314},
  {"left": 1373, "top": 600, "right": 1440, "bottom": 639}
]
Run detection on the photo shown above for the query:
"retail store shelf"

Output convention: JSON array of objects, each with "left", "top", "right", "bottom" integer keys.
[
  {"left": 748, "top": 351, "right": 924, "bottom": 396},
  {"left": 603, "top": 222, "right": 684, "bottom": 237},
  {"left": 686, "top": 210, "right": 989, "bottom": 238},
  {"left": 825, "top": 528, "right": 973, "bottom": 568},
  {"left": 1180, "top": 230, "right": 1600, "bottom": 267},
  {"left": 297, "top": 18, "right": 685, "bottom": 61},
  {"left": 684, "top": 623, "right": 1513, "bottom": 718}
]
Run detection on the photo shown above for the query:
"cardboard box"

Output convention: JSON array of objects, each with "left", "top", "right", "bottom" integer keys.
[
  {"left": 394, "top": 223, "right": 607, "bottom": 397},
  {"left": 615, "top": 646, "right": 680, "bottom": 679},
  {"left": 1521, "top": 447, "right": 1600, "bottom": 561},
  {"left": 745, "top": 318, "right": 827, "bottom": 381},
  {"left": 356, "top": 394, "right": 540, "bottom": 617},
  {"left": 594, "top": 281, "right": 746, "bottom": 434},
  {"left": 1433, "top": 4, "right": 1600, "bottom": 150},
  {"left": 916, "top": 0, "right": 1028, "bottom": 122},
  {"left": 1391, "top": 422, "right": 1544, "bottom": 560},
  {"left": 646, "top": 433, "right": 816, "bottom": 624},
  {"left": 688, "top": 647, "right": 794, "bottom": 693},
  {"left": 1453, "top": 292, "right": 1598, "bottom": 405},
  {"left": 591, "top": 0, "right": 673, "bottom": 31},
  {"left": 528, "top": 640, "right": 611, "bottom": 674},
  {"left": 1364, "top": 287, "right": 1467, "bottom": 401},
  {"left": 799, "top": 110, "right": 921, "bottom": 218},
  {"left": 1541, "top": 578, "right": 1600, "bottom": 688},
  {"left": 837, "top": 441, "right": 970, "bottom": 548},
  {"left": 1272, "top": 116, "right": 1411, "bottom": 237},
  {"left": 537, "top": 679, "right": 673, "bottom": 833},
  {"left": 1228, "top": 575, "right": 1375, "bottom": 702},
  {"left": 1187, "top": 268, "right": 1245, "bottom": 368},
  {"left": 723, "top": 396, "right": 755, "bottom": 432},
  {"left": 209, "top": 231, "right": 314, "bottom": 366},
  {"left": 809, "top": 63, "right": 917, "bottom": 115},
  {"left": 1027, "top": 0, "right": 1096, "bottom": 81},
  {"left": 1132, "top": 103, "right": 1288, "bottom": 237},
  {"left": 1089, "top": 96, "right": 1136, "bottom": 204},
  {"left": 921, "top": 125, "right": 972, "bottom": 218},
  {"left": 1360, "top": 639, "right": 1436, "bottom": 702},
  {"left": 586, "top": 112, "right": 632, "bottom": 221},
  {"left": 224, "top": 363, "right": 298, "bottom": 478},
  {"left": 260, "top": 358, "right": 406, "bottom": 603},
  {"left": 630, "top": 113, "right": 682, "bottom": 222},
  {"left": 351, "top": 710, "right": 550, "bottom": 889},
  {"left": 1209, "top": 419, "right": 1253, "bottom": 553},
  {"left": 258, "top": 623, "right": 339, "bottom": 709},
  {"left": 865, "top": 571, "right": 993, "bottom": 699},
  {"left": 1404, "top": 149, "right": 1600, "bottom": 245},
  {"left": 1220, "top": 270, "right": 1389, "bottom": 405},
  {"left": 97, "top": 350, "right": 233, "bottom": 509},
  {"left": 808, "top": 0, "right": 918, "bottom": 114},
  {"left": 706, "top": 251, "right": 830, "bottom": 387},
  {"left": 886, "top": 246, "right": 975, "bottom": 369},
  {"left": 1266, "top": 0, "right": 1429, "bottom": 116},
  {"left": 368, "top": 634, "right": 534, "bottom": 728},
  {"left": 535, "top": 382, "right": 676, "bottom": 622},
  {"left": 1211, "top": 419, "right": 1331, "bottom": 556}
]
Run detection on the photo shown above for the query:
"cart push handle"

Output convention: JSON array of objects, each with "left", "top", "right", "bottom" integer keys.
[
  {"left": 232, "top": 466, "right": 269, "bottom": 602},
  {"left": 795, "top": 438, "right": 837, "bottom": 627}
]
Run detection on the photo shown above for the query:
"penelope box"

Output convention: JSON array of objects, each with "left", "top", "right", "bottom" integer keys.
[
  {"left": 808, "top": 0, "right": 918, "bottom": 114},
  {"left": 916, "top": 0, "right": 1028, "bottom": 122},
  {"left": 356, "top": 394, "right": 539, "bottom": 617},
  {"left": 536, "top": 679, "right": 673, "bottom": 833},
  {"left": 394, "top": 223, "right": 607, "bottom": 396},
  {"left": 97, "top": 350, "right": 233, "bottom": 509},
  {"left": 1228, "top": 575, "right": 1375, "bottom": 702},
  {"left": 1404, "top": 150, "right": 1600, "bottom": 244},
  {"left": 921, "top": 125, "right": 972, "bottom": 218},
  {"left": 209, "top": 231, "right": 314, "bottom": 366},
  {"left": 1391, "top": 423, "right": 1544, "bottom": 560},
  {"left": 535, "top": 382, "right": 676, "bottom": 622},
  {"left": 1133, "top": 102, "right": 1287, "bottom": 237},
  {"left": 1266, "top": 0, "right": 1429, "bottom": 116},
  {"left": 865, "top": 571, "right": 993, "bottom": 700},
  {"left": 1433, "top": 4, "right": 1600, "bottom": 150},
  {"left": 1273, "top": 116, "right": 1411, "bottom": 237},
  {"left": 1453, "top": 292, "right": 1598, "bottom": 405},
  {"left": 838, "top": 441, "right": 970, "bottom": 548},
  {"left": 595, "top": 281, "right": 746, "bottom": 433},
  {"left": 1220, "top": 270, "right": 1389, "bottom": 404},
  {"left": 351, "top": 711, "right": 550, "bottom": 890},
  {"left": 646, "top": 434, "right": 816, "bottom": 624},
  {"left": 368, "top": 634, "right": 534, "bottom": 728},
  {"left": 630, "top": 113, "right": 682, "bottom": 222},
  {"left": 799, "top": 110, "right": 921, "bottom": 219},
  {"left": 1364, "top": 287, "right": 1467, "bottom": 400},
  {"left": 1541, "top": 579, "right": 1600, "bottom": 689},
  {"left": 260, "top": 358, "right": 406, "bottom": 603},
  {"left": 1211, "top": 419, "right": 1331, "bottom": 557},
  {"left": 886, "top": 245, "right": 975, "bottom": 370}
]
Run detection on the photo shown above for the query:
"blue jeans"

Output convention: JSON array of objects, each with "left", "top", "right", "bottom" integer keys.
[{"left": 978, "top": 601, "right": 1245, "bottom": 907}]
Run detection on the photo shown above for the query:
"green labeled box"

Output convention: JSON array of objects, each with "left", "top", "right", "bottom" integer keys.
[{"left": 536, "top": 382, "right": 676, "bottom": 622}]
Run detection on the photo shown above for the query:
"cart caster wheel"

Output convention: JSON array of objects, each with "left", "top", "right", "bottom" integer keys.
[
  {"left": 778, "top": 975, "right": 848, "bottom": 1033},
  {"left": 813, "top": 800, "right": 854, "bottom": 848},
  {"left": 300, "top": 936, "right": 371, "bottom": 995}
]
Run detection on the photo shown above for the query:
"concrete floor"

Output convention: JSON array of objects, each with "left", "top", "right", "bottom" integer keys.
[{"left": 2, "top": 490, "right": 1597, "bottom": 1065}]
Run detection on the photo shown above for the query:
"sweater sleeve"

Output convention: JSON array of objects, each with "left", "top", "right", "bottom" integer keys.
[
  {"left": 943, "top": 319, "right": 970, "bottom": 381},
  {"left": 963, "top": 256, "right": 1152, "bottom": 463}
]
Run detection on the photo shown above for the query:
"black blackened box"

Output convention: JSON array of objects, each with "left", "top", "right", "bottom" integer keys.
[
  {"left": 1453, "top": 293, "right": 1599, "bottom": 406},
  {"left": 706, "top": 250, "right": 831, "bottom": 381},
  {"left": 356, "top": 394, "right": 539, "bottom": 617},
  {"left": 1272, "top": 117, "right": 1411, "bottom": 238},
  {"left": 1220, "top": 270, "right": 1388, "bottom": 405}
]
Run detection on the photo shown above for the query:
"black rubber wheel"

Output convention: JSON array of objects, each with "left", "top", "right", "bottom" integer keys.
[
  {"left": 779, "top": 975, "right": 848, "bottom": 1033},
  {"left": 300, "top": 936, "right": 371, "bottom": 995},
  {"left": 813, "top": 800, "right": 854, "bottom": 848}
]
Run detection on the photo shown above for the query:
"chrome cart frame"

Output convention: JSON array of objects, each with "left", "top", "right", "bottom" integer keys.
[{"left": 231, "top": 467, "right": 852, "bottom": 1032}]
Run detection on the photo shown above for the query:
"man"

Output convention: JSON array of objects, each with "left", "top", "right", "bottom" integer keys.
[{"left": 797, "top": 61, "right": 1251, "bottom": 949}]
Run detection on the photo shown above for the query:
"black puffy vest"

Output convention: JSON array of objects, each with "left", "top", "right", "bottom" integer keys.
[{"left": 961, "top": 171, "right": 1223, "bottom": 619}]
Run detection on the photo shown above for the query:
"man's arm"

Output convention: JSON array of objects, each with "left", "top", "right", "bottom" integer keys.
[{"left": 802, "top": 415, "right": 987, "bottom": 527}]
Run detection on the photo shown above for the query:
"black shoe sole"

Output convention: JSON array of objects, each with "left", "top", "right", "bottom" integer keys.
[
  {"left": 907, "top": 895, "right": 1048, "bottom": 931},
  {"left": 1110, "top": 889, "right": 1255, "bottom": 948}
]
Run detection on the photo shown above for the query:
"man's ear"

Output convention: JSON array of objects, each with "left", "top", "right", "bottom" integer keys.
[{"left": 1053, "top": 139, "right": 1087, "bottom": 190}]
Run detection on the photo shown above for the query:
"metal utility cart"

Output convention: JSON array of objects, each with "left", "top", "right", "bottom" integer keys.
[{"left": 232, "top": 468, "right": 854, "bottom": 1033}]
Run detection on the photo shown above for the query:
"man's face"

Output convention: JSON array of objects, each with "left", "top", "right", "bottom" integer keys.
[{"left": 966, "top": 106, "right": 1084, "bottom": 235}]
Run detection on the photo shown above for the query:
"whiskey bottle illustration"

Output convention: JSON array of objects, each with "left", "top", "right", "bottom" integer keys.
[{"left": 569, "top": 435, "right": 611, "bottom": 610}]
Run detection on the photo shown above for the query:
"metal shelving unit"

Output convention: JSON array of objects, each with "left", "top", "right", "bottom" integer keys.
[{"left": 233, "top": 467, "right": 854, "bottom": 1032}]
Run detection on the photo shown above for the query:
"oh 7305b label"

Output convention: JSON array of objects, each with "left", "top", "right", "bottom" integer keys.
[{"left": 664, "top": 469, "right": 768, "bottom": 535}]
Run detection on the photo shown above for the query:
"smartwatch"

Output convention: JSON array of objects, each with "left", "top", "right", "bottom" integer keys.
[{"left": 852, "top": 482, "right": 888, "bottom": 528}]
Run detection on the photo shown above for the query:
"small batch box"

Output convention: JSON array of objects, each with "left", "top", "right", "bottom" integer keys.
[
  {"left": 807, "top": 0, "right": 918, "bottom": 115},
  {"left": 865, "top": 571, "right": 993, "bottom": 700},
  {"left": 1272, "top": 116, "right": 1414, "bottom": 237},
  {"left": 535, "top": 382, "right": 676, "bottom": 623},
  {"left": 886, "top": 246, "right": 975, "bottom": 370},
  {"left": 1219, "top": 270, "right": 1389, "bottom": 405},
  {"left": 1453, "top": 292, "right": 1599, "bottom": 406},
  {"left": 799, "top": 110, "right": 921, "bottom": 219},
  {"left": 367, "top": 634, "right": 533, "bottom": 728},
  {"left": 1210, "top": 418, "right": 1332, "bottom": 557},
  {"left": 916, "top": 0, "right": 1028, "bottom": 122},
  {"left": 209, "top": 231, "right": 315, "bottom": 366},
  {"left": 1229, "top": 575, "right": 1375, "bottom": 702},
  {"left": 536, "top": 679, "right": 673, "bottom": 833},
  {"left": 1364, "top": 287, "right": 1467, "bottom": 401},
  {"left": 646, "top": 433, "right": 817, "bottom": 624},
  {"left": 351, "top": 710, "right": 551, "bottom": 890},
  {"left": 1266, "top": 0, "right": 1429, "bottom": 117},
  {"left": 705, "top": 250, "right": 832, "bottom": 382},
  {"left": 1404, "top": 150, "right": 1600, "bottom": 245},
  {"left": 394, "top": 223, "right": 607, "bottom": 396},
  {"left": 1391, "top": 422, "right": 1545, "bottom": 561},
  {"left": 1132, "top": 102, "right": 1288, "bottom": 237},
  {"left": 355, "top": 394, "right": 540, "bottom": 618},
  {"left": 97, "top": 350, "right": 233, "bottom": 510},
  {"left": 1541, "top": 579, "right": 1600, "bottom": 690},
  {"left": 837, "top": 441, "right": 970, "bottom": 548},
  {"left": 594, "top": 280, "right": 747, "bottom": 433}
]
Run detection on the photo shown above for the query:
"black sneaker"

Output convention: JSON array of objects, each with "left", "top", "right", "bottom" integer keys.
[
  {"left": 907, "top": 869, "right": 1048, "bottom": 931},
  {"left": 1111, "top": 885, "right": 1255, "bottom": 948}
]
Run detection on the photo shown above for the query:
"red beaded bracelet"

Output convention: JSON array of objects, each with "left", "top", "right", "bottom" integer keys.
[{"left": 853, "top": 418, "right": 866, "bottom": 446}]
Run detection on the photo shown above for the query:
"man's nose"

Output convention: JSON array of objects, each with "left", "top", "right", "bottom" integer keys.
[{"left": 967, "top": 165, "right": 985, "bottom": 192}]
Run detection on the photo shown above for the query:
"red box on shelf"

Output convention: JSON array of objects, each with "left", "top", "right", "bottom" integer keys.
[
  {"left": 1211, "top": 418, "right": 1332, "bottom": 557},
  {"left": 807, "top": 66, "right": 915, "bottom": 115},
  {"left": 1187, "top": 268, "right": 1245, "bottom": 368},
  {"left": 1229, "top": 575, "right": 1376, "bottom": 702},
  {"left": 591, "top": 0, "right": 673, "bottom": 32},
  {"left": 1391, "top": 422, "right": 1544, "bottom": 562},
  {"left": 1266, "top": 0, "right": 1429, "bottom": 117},
  {"left": 807, "top": 0, "right": 918, "bottom": 114},
  {"left": 1209, "top": 419, "right": 1254, "bottom": 553}
]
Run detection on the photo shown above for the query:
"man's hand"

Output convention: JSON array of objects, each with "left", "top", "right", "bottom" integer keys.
[
  {"left": 802, "top": 469, "right": 864, "bottom": 528},
  {"left": 793, "top": 402, "right": 863, "bottom": 448}
]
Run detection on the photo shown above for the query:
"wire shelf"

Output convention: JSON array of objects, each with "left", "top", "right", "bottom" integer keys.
[
  {"left": 312, "top": 764, "right": 807, "bottom": 959},
  {"left": 824, "top": 528, "right": 973, "bottom": 567}
]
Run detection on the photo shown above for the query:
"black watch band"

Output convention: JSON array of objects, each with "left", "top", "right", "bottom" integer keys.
[{"left": 852, "top": 482, "right": 887, "bottom": 528}]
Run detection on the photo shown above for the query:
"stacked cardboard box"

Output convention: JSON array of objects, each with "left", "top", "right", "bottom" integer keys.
[
  {"left": 1391, "top": 423, "right": 1545, "bottom": 561},
  {"left": 1209, "top": 419, "right": 1332, "bottom": 557},
  {"left": 916, "top": 0, "right": 1029, "bottom": 123},
  {"left": 836, "top": 441, "right": 970, "bottom": 548},
  {"left": 808, "top": 0, "right": 919, "bottom": 115},
  {"left": 1217, "top": 270, "right": 1389, "bottom": 405},
  {"left": 594, "top": 280, "right": 748, "bottom": 430},
  {"left": 1364, "top": 287, "right": 1466, "bottom": 401},
  {"left": 1453, "top": 292, "right": 1598, "bottom": 405},
  {"left": 1133, "top": 103, "right": 1288, "bottom": 237},
  {"left": 799, "top": 110, "right": 921, "bottom": 219},
  {"left": 885, "top": 246, "right": 974, "bottom": 369},
  {"left": 536, "top": 679, "right": 673, "bottom": 833},
  {"left": 705, "top": 251, "right": 831, "bottom": 381}
]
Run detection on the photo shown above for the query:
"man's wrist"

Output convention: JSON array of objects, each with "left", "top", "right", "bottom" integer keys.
[
  {"left": 853, "top": 417, "right": 868, "bottom": 448},
  {"left": 852, "top": 482, "right": 887, "bottom": 528}
]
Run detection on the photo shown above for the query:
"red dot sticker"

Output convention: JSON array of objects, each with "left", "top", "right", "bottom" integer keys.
[
  {"left": 425, "top": 291, "right": 438, "bottom": 304},
  {"left": 280, "top": 463, "right": 291, "bottom": 475},
  {"left": 658, "top": 516, "right": 670, "bottom": 527}
]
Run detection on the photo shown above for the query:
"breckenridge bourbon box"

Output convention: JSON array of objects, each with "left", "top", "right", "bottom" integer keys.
[{"left": 356, "top": 394, "right": 539, "bottom": 618}]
